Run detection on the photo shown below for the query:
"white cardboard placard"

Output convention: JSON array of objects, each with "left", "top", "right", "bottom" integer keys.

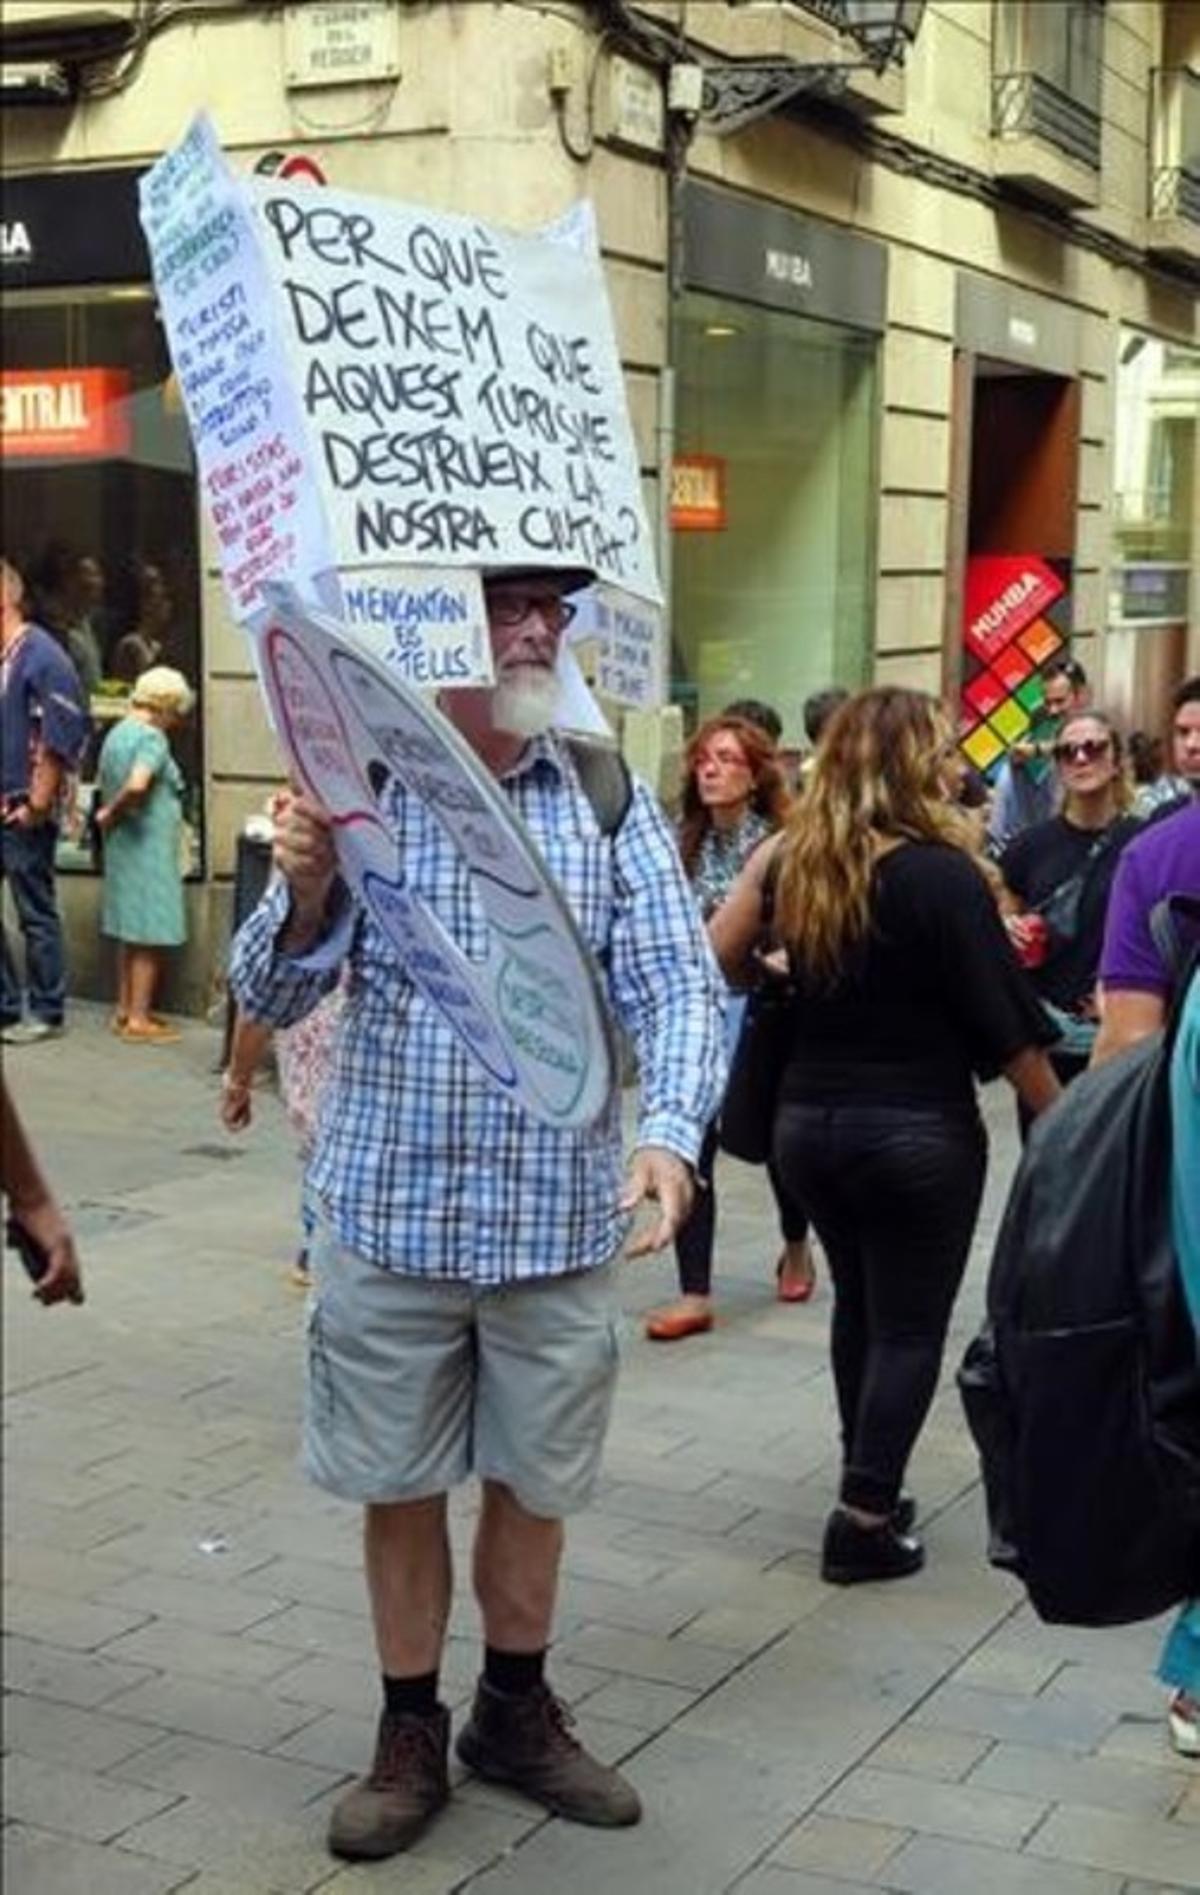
[
  {"left": 256, "top": 587, "right": 617, "bottom": 1129},
  {"left": 138, "top": 117, "right": 335, "bottom": 620},
  {"left": 141, "top": 116, "right": 664, "bottom": 704}
]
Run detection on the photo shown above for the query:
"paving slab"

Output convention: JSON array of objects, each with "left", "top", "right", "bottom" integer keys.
[
  {"left": 108, "top": 1729, "right": 346, "bottom": 1814},
  {"left": 1, "top": 1692, "right": 165, "bottom": 1772},
  {"left": 101, "top": 1672, "right": 318, "bottom": 1750},
  {"left": 817, "top": 1764, "right": 1048, "bottom": 1849},
  {"left": 110, "top": 1792, "right": 350, "bottom": 1880},
  {"left": 553, "top": 1625, "right": 749, "bottom": 1691},
  {"left": 1024, "top": 1803, "right": 1200, "bottom": 1886},
  {"left": 879, "top": 1833, "right": 1126, "bottom": 1895},
  {"left": 3, "top": 1632, "right": 158, "bottom": 1708},
  {"left": 88, "top": 1570, "right": 292, "bottom": 1634},
  {"left": 1, "top": 1750, "right": 181, "bottom": 1843},
  {"left": 910, "top": 1681, "right": 1123, "bottom": 1754},
  {"left": 464, "top": 1725, "right": 824, "bottom": 1895},
  {"left": 965, "top": 1740, "right": 1190, "bottom": 1817},
  {"left": 735, "top": 1874, "right": 882, "bottom": 1895},
  {"left": 95, "top": 1619, "right": 311, "bottom": 1686},
  {"left": 1, "top": 1825, "right": 189, "bottom": 1895},
  {"left": 579, "top": 1675, "right": 704, "bottom": 1733},
  {"left": 766, "top": 1810, "right": 909, "bottom": 1877},
  {"left": 865, "top": 1723, "right": 993, "bottom": 1782}
]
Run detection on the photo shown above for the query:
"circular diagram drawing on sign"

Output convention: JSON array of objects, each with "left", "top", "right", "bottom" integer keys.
[{"left": 255, "top": 588, "right": 616, "bottom": 1130}]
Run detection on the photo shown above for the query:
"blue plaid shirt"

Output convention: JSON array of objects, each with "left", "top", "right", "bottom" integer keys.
[{"left": 230, "top": 734, "right": 725, "bottom": 1284}]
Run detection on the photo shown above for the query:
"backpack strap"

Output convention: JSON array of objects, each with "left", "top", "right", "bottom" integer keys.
[
  {"left": 1149, "top": 894, "right": 1200, "bottom": 1051},
  {"left": 563, "top": 737, "right": 633, "bottom": 839}
]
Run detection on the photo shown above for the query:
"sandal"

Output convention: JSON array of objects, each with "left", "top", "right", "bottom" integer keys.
[
  {"left": 120, "top": 1019, "right": 181, "bottom": 1045},
  {"left": 775, "top": 1247, "right": 816, "bottom": 1303}
]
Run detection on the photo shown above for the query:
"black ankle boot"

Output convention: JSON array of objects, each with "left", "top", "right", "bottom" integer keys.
[
  {"left": 893, "top": 1492, "right": 917, "bottom": 1535},
  {"left": 821, "top": 1507, "right": 925, "bottom": 1585}
]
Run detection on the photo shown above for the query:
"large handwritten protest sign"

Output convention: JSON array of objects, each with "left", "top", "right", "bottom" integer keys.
[
  {"left": 140, "top": 115, "right": 662, "bottom": 697},
  {"left": 247, "top": 182, "right": 658, "bottom": 604},
  {"left": 139, "top": 117, "right": 643, "bottom": 1125},
  {"left": 256, "top": 588, "right": 616, "bottom": 1129}
]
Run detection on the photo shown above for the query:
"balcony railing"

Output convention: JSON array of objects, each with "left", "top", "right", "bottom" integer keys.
[
  {"left": 1151, "top": 66, "right": 1200, "bottom": 225},
  {"left": 992, "top": 70, "right": 1101, "bottom": 171},
  {"left": 786, "top": 0, "right": 846, "bottom": 23}
]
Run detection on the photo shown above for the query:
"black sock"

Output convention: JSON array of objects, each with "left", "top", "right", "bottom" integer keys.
[
  {"left": 484, "top": 1645, "right": 546, "bottom": 1696},
  {"left": 382, "top": 1670, "right": 439, "bottom": 1717}
]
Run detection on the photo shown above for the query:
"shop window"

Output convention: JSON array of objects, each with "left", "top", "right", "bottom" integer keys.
[
  {"left": 0, "top": 287, "right": 203, "bottom": 876},
  {"left": 992, "top": 1, "right": 1103, "bottom": 172},
  {"left": 1107, "top": 329, "right": 1190, "bottom": 625},
  {"left": 671, "top": 290, "right": 878, "bottom": 745}
]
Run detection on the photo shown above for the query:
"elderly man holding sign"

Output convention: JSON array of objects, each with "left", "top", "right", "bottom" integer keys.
[
  {"left": 230, "top": 567, "right": 723, "bottom": 1859},
  {"left": 142, "top": 115, "right": 721, "bottom": 1860}
]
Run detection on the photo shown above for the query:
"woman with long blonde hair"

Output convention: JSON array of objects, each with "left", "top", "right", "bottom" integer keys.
[{"left": 712, "top": 688, "right": 1058, "bottom": 1584}]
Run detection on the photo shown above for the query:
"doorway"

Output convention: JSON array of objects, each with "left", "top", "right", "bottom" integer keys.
[{"left": 953, "top": 357, "right": 1080, "bottom": 779}]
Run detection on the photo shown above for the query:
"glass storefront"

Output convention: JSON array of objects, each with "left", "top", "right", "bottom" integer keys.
[
  {"left": 1, "top": 285, "right": 203, "bottom": 874},
  {"left": 1107, "top": 330, "right": 1199, "bottom": 729},
  {"left": 670, "top": 289, "right": 878, "bottom": 744}
]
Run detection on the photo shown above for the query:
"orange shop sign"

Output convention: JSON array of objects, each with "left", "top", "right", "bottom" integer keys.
[
  {"left": 0, "top": 368, "right": 131, "bottom": 459},
  {"left": 671, "top": 454, "right": 726, "bottom": 532}
]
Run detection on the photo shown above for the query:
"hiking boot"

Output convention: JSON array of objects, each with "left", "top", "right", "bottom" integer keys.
[
  {"left": 326, "top": 1704, "right": 450, "bottom": 1860},
  {"left": 456, "top": 1678, "right": 641, "bottom": 1827}
]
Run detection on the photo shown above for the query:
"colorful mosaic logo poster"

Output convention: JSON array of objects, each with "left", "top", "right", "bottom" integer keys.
[{"left": 960, "top": 554, "right": 1069, "bottom": 777}]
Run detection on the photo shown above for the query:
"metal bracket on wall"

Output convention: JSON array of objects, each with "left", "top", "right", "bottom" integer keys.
[{"left": 700, "top": 58, "right": 850, "bottom": 136}]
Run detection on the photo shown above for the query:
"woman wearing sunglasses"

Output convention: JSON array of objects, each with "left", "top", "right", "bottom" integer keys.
[{"left": 999, "top": 709, "right": 1140, "bottom": 1100}]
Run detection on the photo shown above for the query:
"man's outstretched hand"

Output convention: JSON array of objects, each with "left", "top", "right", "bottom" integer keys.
[{"left": 620, "top": 1147, "right": 694, "bottom": 1257}]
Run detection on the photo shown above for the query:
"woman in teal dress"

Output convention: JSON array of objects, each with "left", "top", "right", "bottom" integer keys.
[{"left": 96, "top": 665, "right": 195, "bottom": 1044}]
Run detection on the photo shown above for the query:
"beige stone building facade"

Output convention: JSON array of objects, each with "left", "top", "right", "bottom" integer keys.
[{"left": 2, "top": 0, "right": 1197, "bottom": 1009}]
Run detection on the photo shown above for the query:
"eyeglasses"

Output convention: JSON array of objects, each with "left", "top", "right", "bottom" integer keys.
[
  {"left": 487, "top": 592, "right": 576, "bottom": 632},
  {"left": 1054, "top": 737, "right": 1112, "bottom": 765},
  {"left": 697, "top": 747, "right": 751, "bottom": 773}
]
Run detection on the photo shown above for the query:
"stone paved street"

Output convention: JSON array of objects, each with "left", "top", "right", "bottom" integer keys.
[{"left": 3, "top": 1005, "right": 1197, "bottom": 1893}]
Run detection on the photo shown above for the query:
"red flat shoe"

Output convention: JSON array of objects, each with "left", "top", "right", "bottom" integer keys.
[
  {"left": 645, "top": 1305, "right": 714, "bottom": 1342},
  {"left": 775, "top": 1254, "right": 816, "bottom": 1303}
]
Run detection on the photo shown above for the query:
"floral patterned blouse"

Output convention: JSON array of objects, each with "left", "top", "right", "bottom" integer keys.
[{"left": 689, "top": 809, "right": 774, "bottom": 921}]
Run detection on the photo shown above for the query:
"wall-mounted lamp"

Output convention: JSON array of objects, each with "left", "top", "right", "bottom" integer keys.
[
  {"left": 699, "top": 0, "right": 927, "bottom": 136},
  {"left": 842, "top": 0, "right": 928, "bottom": 72}
]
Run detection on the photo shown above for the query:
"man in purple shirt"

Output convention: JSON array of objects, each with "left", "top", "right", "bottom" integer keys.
[
  {"left": 1092, "top": 800, "right": 1200, "bottom": 1062},
  {"left": 1, "top": 556, "right": 88, "bottom": 1044}
]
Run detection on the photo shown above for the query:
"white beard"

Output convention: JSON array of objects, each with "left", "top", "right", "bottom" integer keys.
[{"left": 492, "top": 664, "right": 560, "bottom": 738}]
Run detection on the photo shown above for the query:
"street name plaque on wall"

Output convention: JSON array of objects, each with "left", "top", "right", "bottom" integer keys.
[{"left": 283, "top": 1, "right": 401, "bottom": 91}]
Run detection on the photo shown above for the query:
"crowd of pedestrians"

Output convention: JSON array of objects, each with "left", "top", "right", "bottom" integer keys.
[{"left": 4, "top": 546, "right": 1198, "bottom": 1852}]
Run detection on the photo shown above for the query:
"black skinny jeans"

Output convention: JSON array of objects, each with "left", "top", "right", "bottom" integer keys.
[
  {"left": 774, "top": 1100, "right": 987, "bottom": 1513},
  {"left": 674, "top": 1120, "right": 809, "bottom": 1297}
]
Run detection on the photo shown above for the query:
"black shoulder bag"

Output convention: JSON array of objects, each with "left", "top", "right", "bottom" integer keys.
[{"left": 717, "top": 863, "right": 795, "bottom": 1166}]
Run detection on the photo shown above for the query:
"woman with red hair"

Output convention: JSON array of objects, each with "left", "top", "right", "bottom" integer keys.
[{"left": 645, "top": 714, "right": 805, "bottom": 1341}]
